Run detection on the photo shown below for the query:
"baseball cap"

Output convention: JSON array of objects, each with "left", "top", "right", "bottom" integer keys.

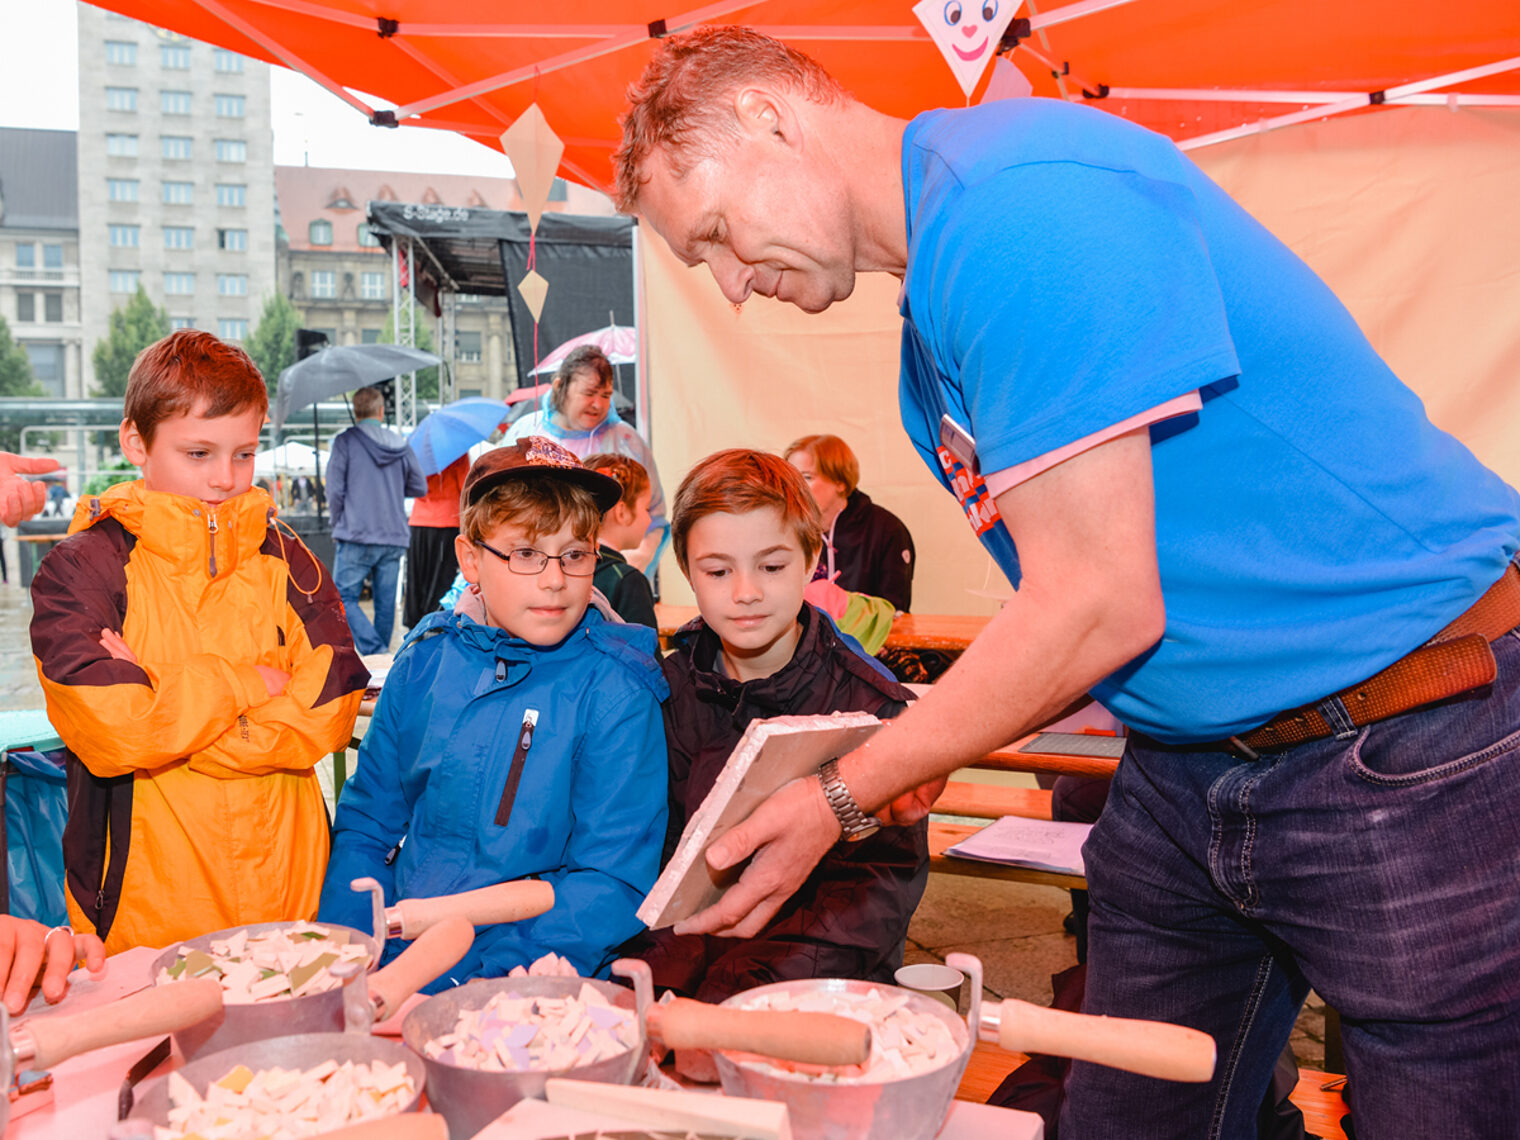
[{"left": 460, "top": 436, "right": 623, "bottom": 514}]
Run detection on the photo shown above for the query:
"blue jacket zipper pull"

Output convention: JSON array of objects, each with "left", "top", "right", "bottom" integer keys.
[{"left": 494, "top": 708, "right": 539, "bottom": 828}]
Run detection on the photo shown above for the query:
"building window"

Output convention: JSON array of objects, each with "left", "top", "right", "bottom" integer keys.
[
  {"left": 109, "top": 224, "right": 140, "bottom": 247},
  {"left": 357, "top": 222, "right": 381, "bottom": 247},
  {"left": 360, "top": 272, "right": 386, "bottom": 300},
  {"left": 219, "top": 318, "right": 248, "bottom": 340},
  {"left": 216, "top": 183, "right": 247, "bottom": 207},
  {"left": 160, "top": 43, "right": 191, "bottom": 70},
  {"left": 106, "top": 133, "right": 138, "bottom": 157},
  {"left": 214, "top": 139, "right": 247, "bottom": 163},
  {"left": 214, "top": 94, "right": 245, "bottom": 118},
  {"left": 218, "top": 274, "right": 248, "bottom": 296},
  {"left": 212, "top": 49, "right": 243, "bottom": 73},
  {"left": 24, "top": 343, "right": 65, "bottom": 398},
  {"left": 162, "top": 181, "right": 193, "bottom": 205},
  {"left": 170, "top": 317, "right": 195, "bottom": 330},
  {"left": 105, "top": 40, "right": 137, "bottom": 66},
  {"left": 161, "top": 135, "right": 193, "bottom": 160},
  {"left": 164, "top": 226, "right": 194, "bottom": 250},
  {"left": 361, "top": 328, "right": 382, "bottom": 344},
  {"left": 14, "top": 244, "right": 34, "bottom": 274},
  {"left": 314, "top": 327, "right": 338, "bottom": 346},
  {"left": 106, "top": 87, "right": 138, "bottom": 112},
  {"left": 457, "top": 293, "right": 484, "bottom": 304},
  {"left": 44, "top": 293, "right": 63, "bottom": 323},
  {"left": 16, "top": 294, "right": 34, "bottom": 323},
  {"left": 457, "top": 331, "right": 483, "bottom": 363},
  {"left": 160, "top": 90, "right": 192, "bottom": 115},
  {"left": 164, "top": 272, "right": 195, "bottom": 295},
  {"left": 108, "top": 178, "right": 139, "bottom": 202},
  {"left": 110, "top": 270, "right": 141, "bottom": 293},
  {"left": 217, "top": 228, "right": 248, "bottom": 251},
  {"left": 42, "top": 245, "right": 62, "bottom": 274},
  {"left": 308, "top": 219, "right": 333, "bottom": 246},
  {"left": 309, "top": 270, "right": 336, "bottom": 299}
]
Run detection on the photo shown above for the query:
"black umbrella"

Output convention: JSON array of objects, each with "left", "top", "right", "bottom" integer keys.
[{"left": 270, "top": 343, "right": 441, "bottom": 524}]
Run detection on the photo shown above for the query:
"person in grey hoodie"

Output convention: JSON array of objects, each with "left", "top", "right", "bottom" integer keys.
[{"left": 327, "top": 386, "right": 427, "bottom": 654}]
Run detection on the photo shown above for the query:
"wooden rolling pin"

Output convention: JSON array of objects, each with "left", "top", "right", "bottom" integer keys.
[
  {"left": 367, "top": 915, "right": 475, "bottom": 1022},
  {"left": 20, "top": 977, "right": 223, "bottom": 1070},
  {"left": 388, "top": 880, "right": 555, "bottom": 940},
  {"left": 647, "top": 997, "right": 871, "bottom": 1067},
  {"left": 989, "top": 999, "right": 1216, "bottom": 1083},
  {"left": 312, "top": 1116, "right": 449, "bottom": 1140}
]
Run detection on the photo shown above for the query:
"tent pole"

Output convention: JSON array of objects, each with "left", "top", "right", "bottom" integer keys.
[
  {"left": 631, "top": 229, "right": 649, "bottom": 444},
  {"left": 313, "top": 404, "right": 325, "bottom": 524}
]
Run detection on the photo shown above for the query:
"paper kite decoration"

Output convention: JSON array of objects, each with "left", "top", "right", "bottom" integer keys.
[
  {"left": 914, "top": 0, "right": 1020, "bottom": 100},
  {"left": 517, "top": 268, "right": 549, "bottom": 322},
  {"left": 500, "top": 104, "right": 565, "bottom": 234}
]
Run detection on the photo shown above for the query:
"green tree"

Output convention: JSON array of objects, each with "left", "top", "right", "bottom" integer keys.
[
  {"left": 0, "top": 313, "right": 44, "bottom": 451},
  {"left": 91, "top": 287, "right": 170, "bottom": 397},
  {"left": 380, "top": 296, "right": 440, "bottom": 401},
  {"left": 246, "top": 292, "right": 301, "bottom": 398}
]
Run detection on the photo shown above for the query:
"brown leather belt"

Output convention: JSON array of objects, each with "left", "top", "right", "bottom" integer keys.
[{"left": 1228, "top": 564, "right": 1520, "bottom": 756}]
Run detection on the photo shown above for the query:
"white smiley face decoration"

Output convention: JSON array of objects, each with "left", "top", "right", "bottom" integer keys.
[{"left": 914, "top": 0, "right": 1020, "bottom": 99}]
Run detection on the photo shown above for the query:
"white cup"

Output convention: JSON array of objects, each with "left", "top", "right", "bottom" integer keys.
[{"left": 894, "top": 963, "right": 965, "bottom": 1013}]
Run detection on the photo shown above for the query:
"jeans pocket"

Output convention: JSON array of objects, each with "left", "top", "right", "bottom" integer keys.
[{"left": 1349, "top": 715, "right": 1520, "bottom": 787}]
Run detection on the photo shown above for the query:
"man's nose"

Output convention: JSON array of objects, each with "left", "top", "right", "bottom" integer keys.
[{"left": 711, "top": 258, "right": 754, "bottom": 306}]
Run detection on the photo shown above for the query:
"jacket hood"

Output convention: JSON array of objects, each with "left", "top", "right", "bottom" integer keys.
[
  {"left": 345, "top": 420, "right": 416, "bottom": 467},
  {"left": 404, "top": 604, "right": 668, "bottom": 700},
  {"left": 528, "top": 392, "right": 627, "bottom": 441},
  {"left": 71, "top": 480, "right": 276, "bottom": 578}
]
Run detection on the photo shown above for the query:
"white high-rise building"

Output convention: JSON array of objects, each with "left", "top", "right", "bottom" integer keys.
[{"left": 77, "top": 3, "right": 275, "bottom": 391}]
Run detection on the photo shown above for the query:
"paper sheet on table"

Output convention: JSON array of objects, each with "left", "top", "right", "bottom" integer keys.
[{"left": 944, "top": 817, "right": 1093, "bottom": 875}]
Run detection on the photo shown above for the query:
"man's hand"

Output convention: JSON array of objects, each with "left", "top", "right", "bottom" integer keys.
[
  {"left": 255, "top": 666, "right": 291, "bottom": 697},
  {"left": 99, "top": 628, "right": 138, "bottom": 664},
  {"left": 875, "top": 776, "right": 948, "bottom": 826},
  {"left": 0, "top": 453, "right": 62, "bottom": 527},
  {"left": 0, "top": 917, "right": 107, "bottom": 1014},
  {"left": 673, "top": 775, "right": 842, "bottom": 939}
]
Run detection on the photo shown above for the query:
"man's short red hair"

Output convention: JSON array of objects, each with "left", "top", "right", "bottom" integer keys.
[{"left": 124, "top": 329, "right": 268, "bottom": 446}]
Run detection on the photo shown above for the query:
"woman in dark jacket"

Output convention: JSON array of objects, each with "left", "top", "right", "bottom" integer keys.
[{"left": 786, "top": 434, "right": 916, "bottom": 612}]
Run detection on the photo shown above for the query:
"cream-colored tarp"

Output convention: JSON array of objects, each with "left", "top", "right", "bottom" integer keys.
[{"left": 644, "top": 106, "right": 1520, "bottom": 613}]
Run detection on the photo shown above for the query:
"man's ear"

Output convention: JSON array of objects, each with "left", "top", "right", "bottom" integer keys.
[
  {"left": 455, "top": 534, "right": 481, "bottom": 585},
  {"left": 734, "top": 86, "right": 798, "bottom": 148},
  {"left": 119, "top": 418, "right": 148, "bottom": 466}
]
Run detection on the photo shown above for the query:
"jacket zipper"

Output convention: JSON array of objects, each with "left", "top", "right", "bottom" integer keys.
[{"left": 207, "top": 509, "right": 218, "bottom": 578}]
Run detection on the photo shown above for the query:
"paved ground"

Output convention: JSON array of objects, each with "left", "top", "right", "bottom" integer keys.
[{"left": 0, "top": 544, "right": 1327, "bottom": 1075}]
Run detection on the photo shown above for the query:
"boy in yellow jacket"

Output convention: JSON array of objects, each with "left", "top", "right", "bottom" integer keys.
[{"left": 29, "top": 330, "right": 368, "bottom": 954}]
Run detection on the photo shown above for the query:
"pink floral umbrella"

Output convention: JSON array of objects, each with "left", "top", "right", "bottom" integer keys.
[{"left": 530, "top": 324, "right": 636, "bottom": 376}]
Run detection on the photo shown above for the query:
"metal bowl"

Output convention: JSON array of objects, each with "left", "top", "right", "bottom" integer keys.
[
  {"left": 713, "top": 976, "right": 977, "bottom": 1140},
  {"left": 402, "top": 974, "right": 645, "bottom": 1140},
  {"left": 126, "top": 1031, "right": 425, "bottom": 1128},
  {"left": 149, "top": 920, "right": 381, "bottom": 1058}
]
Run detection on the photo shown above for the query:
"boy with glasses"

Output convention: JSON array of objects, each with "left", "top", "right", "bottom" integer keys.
[{"left": 319, "top": 437, "right": 669, "bottom": 988}]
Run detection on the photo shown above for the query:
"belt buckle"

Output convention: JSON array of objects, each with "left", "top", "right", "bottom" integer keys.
[{"left": 1226, "top": 735, "right": 1261, "bottom": 761}]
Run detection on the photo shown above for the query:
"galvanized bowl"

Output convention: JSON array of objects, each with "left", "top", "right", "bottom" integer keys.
[
  {"left": 149, "top": 919, "right": 381, "bottom": 1059},
  {"left": 713, "top": 976, "right": 977, "bottom": 1140},
  {"left": 126, "top": 1030, "right": 426, "bottom": 1128},
  {"left": 401, "top": 974, "right": 644, "bottom": 1140}
]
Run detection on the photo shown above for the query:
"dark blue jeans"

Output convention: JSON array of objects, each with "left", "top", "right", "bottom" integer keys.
[
  {"left": 334, "top": 540, "right": 404, "bottom": 655},
  {"left": 1064, "top": 630, "right": 1520, "bottom": 1140}
]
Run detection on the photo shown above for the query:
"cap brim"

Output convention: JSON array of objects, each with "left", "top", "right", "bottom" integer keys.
[{"left": 465, "top": 466, "right": 624, "bottom": 514}]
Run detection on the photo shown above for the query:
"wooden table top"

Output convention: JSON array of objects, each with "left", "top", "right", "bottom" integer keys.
[{"left": 654, "top": 604, "right": 990, "bottom": 653}]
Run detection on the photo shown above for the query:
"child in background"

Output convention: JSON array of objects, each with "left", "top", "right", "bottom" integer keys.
[
  {"left": 638, "top": 450, "right": 928, "bottom": 1003},
  {"left": 30, "top": 330, "right": 368, "bottom": 954},
  {"left": 584, "top": 452, "right": 658, "bottom": 629},
  {"left": 319, "top": 437, "right": 669, "bottom": 989}
]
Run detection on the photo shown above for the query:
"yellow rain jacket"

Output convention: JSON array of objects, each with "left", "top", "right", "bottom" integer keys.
[{"left": 30, "top": 482, "right": 368, "bottom": 953}]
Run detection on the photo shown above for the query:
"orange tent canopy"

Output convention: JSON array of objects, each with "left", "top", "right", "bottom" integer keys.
[{"left": 92, "top": 0, "right": 1520, "bottom": 193}]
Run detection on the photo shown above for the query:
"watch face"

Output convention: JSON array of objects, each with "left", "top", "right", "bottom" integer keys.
[{"left": 845, "top": 819, "right": 881, "bottom": 842}]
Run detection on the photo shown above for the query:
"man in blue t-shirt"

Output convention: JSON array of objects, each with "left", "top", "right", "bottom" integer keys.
[{"left": 616, "top": 25, "right": 1520, "bottom": 1138}]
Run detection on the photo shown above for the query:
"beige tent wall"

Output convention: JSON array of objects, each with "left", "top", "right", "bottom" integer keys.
[{"left": 643, "top": 105, "right": 1520, "bottom": 612}]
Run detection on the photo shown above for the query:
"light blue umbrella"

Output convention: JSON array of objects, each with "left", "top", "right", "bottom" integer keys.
[{"left": 407, "top": 397, "right": 511, "bottom": 476}]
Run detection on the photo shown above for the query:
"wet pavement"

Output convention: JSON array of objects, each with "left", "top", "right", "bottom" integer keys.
[{"left": 0, "top": 538, "right": 1326, "bottom": 1072}]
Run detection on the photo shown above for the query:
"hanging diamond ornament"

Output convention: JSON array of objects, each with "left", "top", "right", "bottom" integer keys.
[
  {"left": 500, "top": 104, "right": 565, "bottom": 233},
  {"left": 914, "top": 0, "right": 1019, "bottom": 100},
  {"left": 517, "top": 269, "right": 549, "bottom": 322}
]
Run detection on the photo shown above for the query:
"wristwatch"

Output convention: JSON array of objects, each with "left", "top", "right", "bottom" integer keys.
[{"left": 817, "top": 757, "right": 881, "bottom": 842}]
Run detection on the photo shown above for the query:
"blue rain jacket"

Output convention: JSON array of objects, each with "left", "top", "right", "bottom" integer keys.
[{"left": 318, "top": 606, "right": 669, "bottom": 989}]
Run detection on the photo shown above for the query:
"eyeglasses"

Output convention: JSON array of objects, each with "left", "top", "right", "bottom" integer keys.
[{"left": 477, "top": 540, "right": 597, "bottom": 576}]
